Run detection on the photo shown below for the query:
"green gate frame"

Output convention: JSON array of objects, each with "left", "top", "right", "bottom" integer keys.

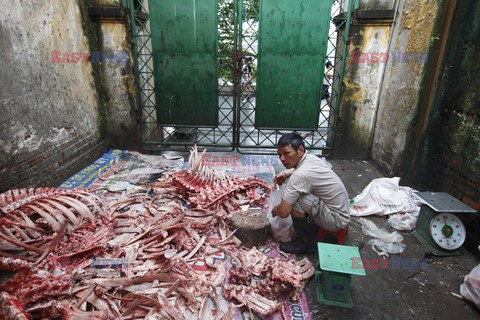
[
  {"left": 128, "top": 0, "right": 353, "bottom": 153},
  {"left": 254, "top": 0, "right": 332, "bottom": 129}
]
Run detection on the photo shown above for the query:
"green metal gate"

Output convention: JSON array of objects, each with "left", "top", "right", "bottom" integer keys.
[
  {"left": 129, "top": 0, "right": 354, "bottom": 153},
  {"left": 149, "top": 0, "right": 218, "bottom": 126},
  {"left": 255, "top": 0, "right": 332, "bottom": 129}
]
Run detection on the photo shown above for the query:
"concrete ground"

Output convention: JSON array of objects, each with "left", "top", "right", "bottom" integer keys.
[
  {"left": 160, "top": 150, "right": 480, "bottom": 319},
  {"left": 164, "top": 150, "right": 480, "bottom": 319},
  {"left": 302, "top": 159, "right": 480, "bottom": 320}
]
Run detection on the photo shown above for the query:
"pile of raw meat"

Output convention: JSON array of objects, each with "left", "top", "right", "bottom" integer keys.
[{"left": 0, "top": 147, "right": 314, "bottom": 319}]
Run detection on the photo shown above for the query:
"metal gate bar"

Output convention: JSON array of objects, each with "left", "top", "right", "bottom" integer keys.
[
  {"left": 128, "top": 0, "right": 353, "bottom": 153},
  {"left": 129, "top": 0, "right": 236, "bottom": 151},
  {"left": 235, "top": 0, "right": 354, "bottom": 154}
]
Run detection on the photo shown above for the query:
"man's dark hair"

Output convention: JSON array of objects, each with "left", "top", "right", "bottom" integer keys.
[
  {"left": 245, "top": 57, "right": 253, "bottom": 62},
  {"left": 278, "top": 133, "right": 305, "bottom": 151},
  {"left": 326, "top": 61, "right": 333, "bottom": 68}
]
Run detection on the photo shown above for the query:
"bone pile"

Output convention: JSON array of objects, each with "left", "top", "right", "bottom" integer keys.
[
  {"left": 170, "top": 146, "right": 271, "bottom": 218},
  {"left": 0, "top": 148, "right": 314, "bottom": 319},
  {"left": 227, "top": 247, "right": 314, "bottom": 313}
]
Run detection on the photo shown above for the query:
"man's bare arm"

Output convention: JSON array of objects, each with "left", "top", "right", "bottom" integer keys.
[{"left": 272, "top": 200, "right": 294, "bottom": 218}]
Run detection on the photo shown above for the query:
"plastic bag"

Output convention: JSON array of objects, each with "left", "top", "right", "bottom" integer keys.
[
  {"left": 460, "top": 264, "right": 480, "bottom": 309},
  {"left": 368, "top": 239, "right": 406, "bottom": 258},
  {"left": 387, "top": 212, "right": 419, "bottom": 231},
  {"left": 267, "top": 186, "right": 294, "bottom": 242},
  {"left": 359, "top": 218, "right": 404, "bottom": 243},
  {"left": 358, "top": 218, "right": 406, "bottom": 257}
]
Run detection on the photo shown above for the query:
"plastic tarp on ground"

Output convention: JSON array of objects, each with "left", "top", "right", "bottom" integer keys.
[{"left": 58, "top": 149, "right": 128, "bottom": 189}]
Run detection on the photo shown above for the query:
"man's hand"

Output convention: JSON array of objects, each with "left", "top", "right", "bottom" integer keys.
[
  {"left": 273, "top": 168, "right": 294, "bottom": 186},
  {"left": 273, "top": 172, "right": 288, "bottom": 186}
]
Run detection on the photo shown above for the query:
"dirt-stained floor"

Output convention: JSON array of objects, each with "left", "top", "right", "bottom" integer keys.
[
  {"left": 164, "top": 150, "right": 480, "bottom": 319},
  {"left": 301, "top": 159, "right": 480, "bottom": 320}
]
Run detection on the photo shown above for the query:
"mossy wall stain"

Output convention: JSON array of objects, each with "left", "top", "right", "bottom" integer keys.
[
  {"left": 414, "top": 0, "right": 480, "bottom": 207},
  {"left": 100, "top": 23, "right": 140, "bottom": 148},
  {"left": 334, "top": 24, "right": 390, "bottom": 159},
  {"left": 402, "top": 1, "right": 436, "bottom": 75},
  {"left": 359, "top": 0, "right": 395, "bottom": 10},
  {"left": 372, "top": 0, "right": 441, "bottom": 174},
  {"left": 85, "top": 0, "right": 120, "bottom": 7},
  {"left": 79, "top": 0, "right": 141, "bottom": 149},
  {"left": 79, "top": 0, "right": 109, "bottom": 137},
  {"left": 343, "top": 79, "right": 366, "bottom": 105}
]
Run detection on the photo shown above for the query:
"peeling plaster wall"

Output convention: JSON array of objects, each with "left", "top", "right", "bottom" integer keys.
[
  {"left": 371, "top": 0, "right": 441, "bottom": 175},
  {"left": 94, "top": 22, "right": 140, "bottom": 148},
  {"left": 0, "top": 1, "right": 108, "bottom": 191},
  {"left": 85, "top": 0, "right": 141, "bottom": 148},
  {"left": 334, "top": 24, "right": 391, "bottom": 159}
]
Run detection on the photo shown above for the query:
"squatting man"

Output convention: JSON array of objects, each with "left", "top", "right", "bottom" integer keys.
[{"left": 271, "top": 133, "right": 350, "bottom": 254}]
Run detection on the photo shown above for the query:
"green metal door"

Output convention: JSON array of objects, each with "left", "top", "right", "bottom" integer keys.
[
  {"left": 255, "top": 0, "right": 333, "bottom": 129},
  {"left": 149, "top": 0, "right": 218, "bottom": 126},
  {"left": 130, "top": 0, "right": 353, "bottom": 152}
]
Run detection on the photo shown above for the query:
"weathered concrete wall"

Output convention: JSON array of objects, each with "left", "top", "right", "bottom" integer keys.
[
  {"left": 0, "top": 0, "right": 108, "bottom": 192},
  {"left": 89, "top": 21, "right": 142, "bottom": 150},
  {"left": 334, "top": 23, "right": 391, "bottom": 159},
  {"left": 358, "top": 0, "right": 395, "bottom": 10},
  {"left": 371, "top": 0, "right": 442, "bottom": 175},
  {"left": 0, "top": 0, "right": 141, "bottom": 192},
  {"left": 411, "top": 0, "right": 480, "bottom": 253},
  {"left": 85, "top": 1, "right": 141, "bottom": 148}
]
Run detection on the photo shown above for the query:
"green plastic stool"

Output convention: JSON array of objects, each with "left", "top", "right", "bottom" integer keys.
[{"left": 316, "top": 242, "right": 366, "bottom": 308}]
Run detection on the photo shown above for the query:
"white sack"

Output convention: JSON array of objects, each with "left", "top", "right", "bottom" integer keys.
[{"left": 350, "top": 177, "right": 421, "bottom": 231}]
